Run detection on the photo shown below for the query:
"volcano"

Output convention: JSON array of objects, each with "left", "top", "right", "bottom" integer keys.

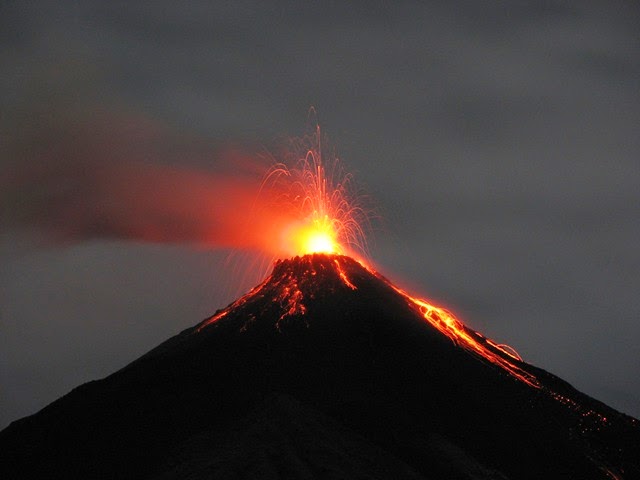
[{"left": 1, "top": 254, "right": 638, "bottom": 479}]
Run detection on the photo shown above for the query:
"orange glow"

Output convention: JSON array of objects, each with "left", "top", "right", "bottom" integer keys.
[
  {"left": 291, "top": 215, "right": 339, "bottom": 255},
  {"left": 257, "top": 125, "right": 372, "bottom": 260}
]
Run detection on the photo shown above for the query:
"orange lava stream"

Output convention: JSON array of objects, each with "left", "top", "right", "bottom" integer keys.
[
  {"left": 386, "top": 281, "right": 541, "bottom": 388},
  {"left": 334, "top": 258, "right": 357, "bottom": 290}
]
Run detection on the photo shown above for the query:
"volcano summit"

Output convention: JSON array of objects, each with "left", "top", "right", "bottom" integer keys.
[{"left": 1, "top": 254, "right": 638, "bottom": 479}]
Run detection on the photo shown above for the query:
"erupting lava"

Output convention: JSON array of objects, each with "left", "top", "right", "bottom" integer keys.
[
  {"left": 291, "top": 216, "right": 338, "bottom": 255},
  {"left": 214, "top": 127, "right": 540, "bottom": 388},
  {"left": 258, "top": 126, "right": 371, "bottom": 259}
]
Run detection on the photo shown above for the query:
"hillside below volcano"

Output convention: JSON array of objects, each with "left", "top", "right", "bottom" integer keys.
[{"left": 1, "top": 254, "right": 638, "bottom": 479}]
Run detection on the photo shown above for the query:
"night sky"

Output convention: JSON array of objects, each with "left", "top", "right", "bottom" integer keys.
[{"left": 1, "top": 1, "right": 639, "bottom": 429}]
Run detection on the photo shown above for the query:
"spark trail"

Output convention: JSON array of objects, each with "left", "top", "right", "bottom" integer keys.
[{"left": 256, "top": 125, "right": 372, "bottom": 259}]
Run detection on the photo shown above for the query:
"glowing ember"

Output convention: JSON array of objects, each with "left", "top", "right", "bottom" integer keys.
[{"left": 258, "top": 126, "right": 372, "bottom": 259}]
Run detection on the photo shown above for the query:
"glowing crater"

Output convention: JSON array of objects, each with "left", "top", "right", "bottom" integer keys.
[{"left": 291, "top": 215, "right": 339, "bottom": 255}]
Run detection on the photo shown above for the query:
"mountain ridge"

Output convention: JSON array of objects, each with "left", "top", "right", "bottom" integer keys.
[{"left": 1, "top": 254, "right": 638, "bottom": 479}]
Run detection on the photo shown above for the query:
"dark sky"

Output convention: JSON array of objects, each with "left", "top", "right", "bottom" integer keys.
[{"left": 1, "top": 1, "right": 639, "bottom": 428}]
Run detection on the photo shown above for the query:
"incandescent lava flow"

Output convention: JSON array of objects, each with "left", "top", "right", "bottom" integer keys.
[{"left": 2, "top": 130, "right": 639, "bottom": 479}]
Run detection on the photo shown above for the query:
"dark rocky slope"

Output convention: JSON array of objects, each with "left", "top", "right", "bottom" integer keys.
[{"left": 1, "top": 254, "right": 638, "bottom": 479}]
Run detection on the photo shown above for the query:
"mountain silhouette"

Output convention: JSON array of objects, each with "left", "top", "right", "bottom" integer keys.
[{"left": 1, "top": 254, "right": 638, "bottom": 479}]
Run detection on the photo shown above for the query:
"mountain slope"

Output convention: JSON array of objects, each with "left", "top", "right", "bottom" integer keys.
[
  {"left": 156, "top": 393, "right": 430, "bottom": 480},
  {"left": 1, "top": 254, "right": 638, "bottom": 479}
]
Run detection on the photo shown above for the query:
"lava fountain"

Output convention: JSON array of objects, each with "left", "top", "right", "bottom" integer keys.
[
  {"left": 216, "top": 126, "right": 538, "bottom": 388},
  {"left": 256, "top": 125, "right": 372, "bottom": 259}
]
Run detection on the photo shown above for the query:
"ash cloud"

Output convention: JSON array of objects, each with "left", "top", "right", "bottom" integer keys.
[{"left": 1, "top": 108, "right": 286, "bottom": 251}]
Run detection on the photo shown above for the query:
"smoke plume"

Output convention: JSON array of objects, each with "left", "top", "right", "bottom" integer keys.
[{"left": 1, "top": 109, "right": 290, "bottom": 252}]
